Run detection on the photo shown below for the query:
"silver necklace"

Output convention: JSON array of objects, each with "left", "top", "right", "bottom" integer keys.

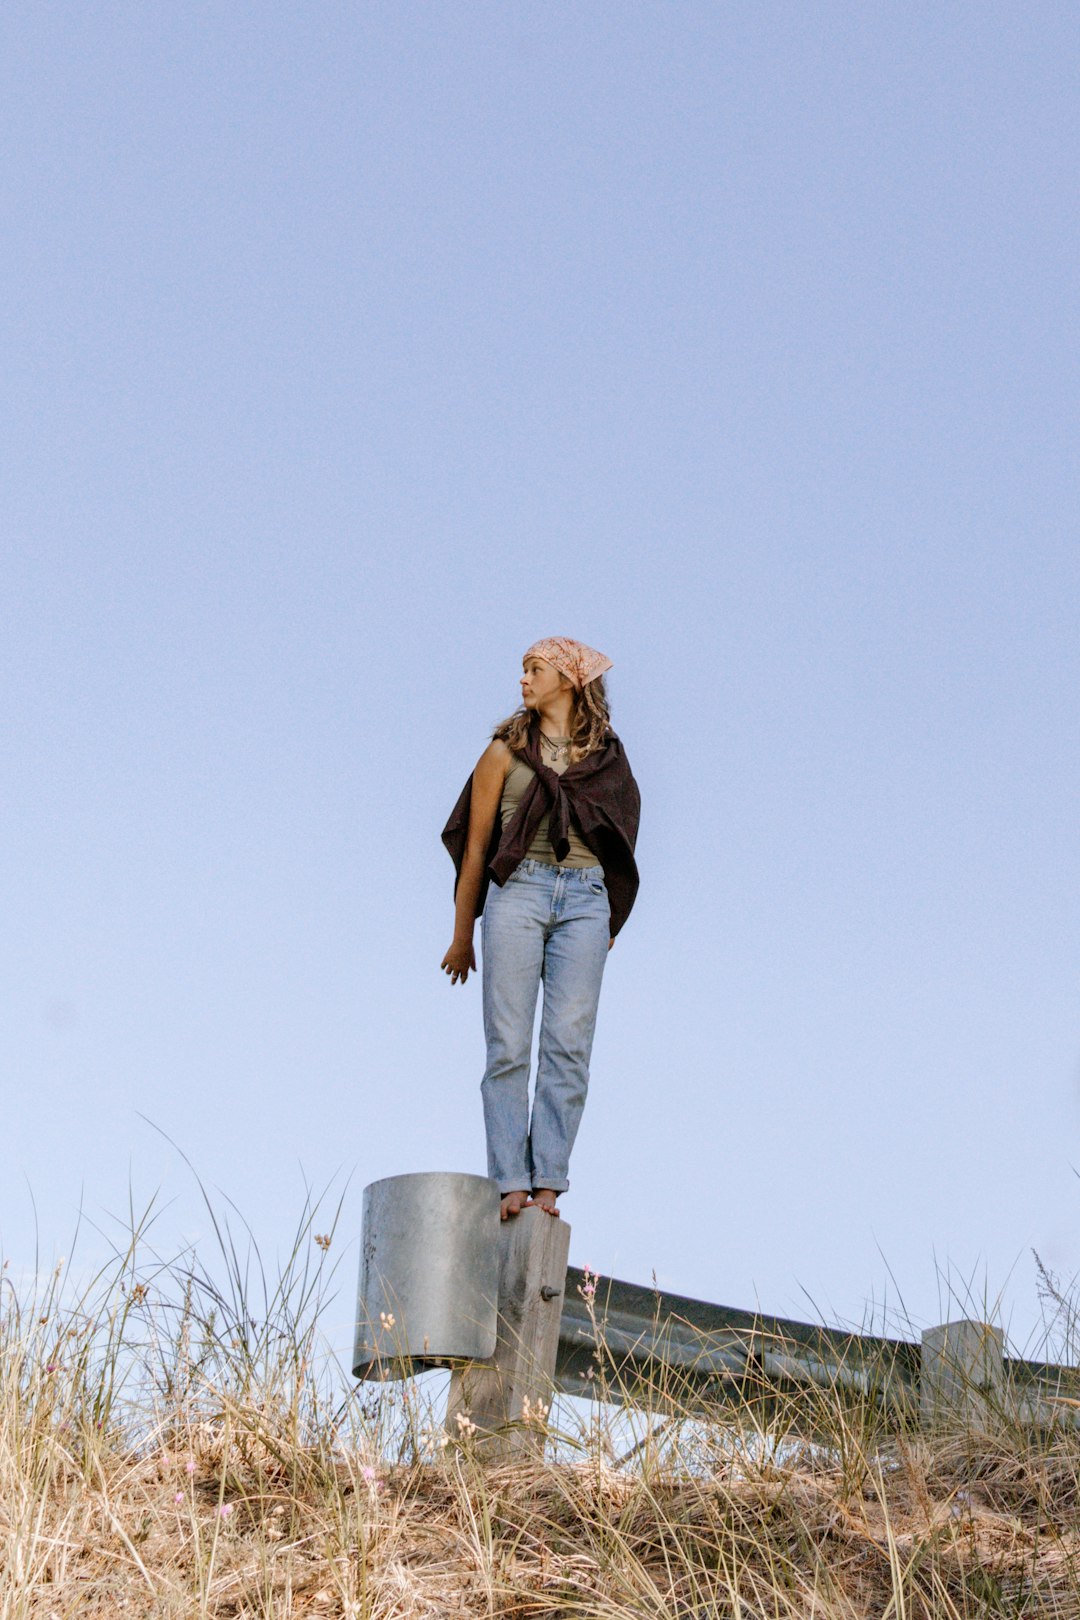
[{"left": 540, "top": 731, "right": 570, "bottom": 761}]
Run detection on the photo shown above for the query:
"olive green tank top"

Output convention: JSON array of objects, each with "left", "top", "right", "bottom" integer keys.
[{"left": 500, "top": 749, "right": 599, "bottom": 868}]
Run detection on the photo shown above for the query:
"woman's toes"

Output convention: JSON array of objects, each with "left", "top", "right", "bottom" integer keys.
[{"left": 500, "top": 1190, "right": 531, "bottom": 1220}]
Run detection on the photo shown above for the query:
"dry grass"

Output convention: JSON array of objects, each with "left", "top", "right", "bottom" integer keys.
[{"left": 4, "top": 1203, "right": 1080, "bottom": 1618}]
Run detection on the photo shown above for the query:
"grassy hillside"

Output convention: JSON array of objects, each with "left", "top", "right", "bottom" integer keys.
[{"left": 3, "top": 1206, "right": 1080, "bottom": 1617}]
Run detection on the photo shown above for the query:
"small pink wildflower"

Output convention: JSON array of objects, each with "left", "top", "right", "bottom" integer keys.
[
  {"left": 185, "top": 1459, "right": 196, "bottom": 1474},
  {"left": 174, "top": 1491, "right": 184, "bottom": 1505},
  {"left": 361, "top": 1465, "right": 376, "bottom": 1482},
  {"left": 219, "top": 1503, "right": 233, "bottom": 1519}
]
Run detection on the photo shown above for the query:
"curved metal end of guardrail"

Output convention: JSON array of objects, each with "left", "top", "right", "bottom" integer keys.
[{"left": 353, "top": 1171, "right": 501, "bottom": 1380}]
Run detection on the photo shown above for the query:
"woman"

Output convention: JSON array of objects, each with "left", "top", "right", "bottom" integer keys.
[{"left": 441, "top": 637, "right": 641, "bottom": 1222}]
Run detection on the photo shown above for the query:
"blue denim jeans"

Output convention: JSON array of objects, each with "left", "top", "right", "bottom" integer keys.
[{"left": 481, "top": 859, "right": 609, "bottom": 1195}]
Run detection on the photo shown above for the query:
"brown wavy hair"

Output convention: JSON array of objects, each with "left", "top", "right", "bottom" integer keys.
[{"left": 494, "top": 675, "right": 611, "bottom": 763}]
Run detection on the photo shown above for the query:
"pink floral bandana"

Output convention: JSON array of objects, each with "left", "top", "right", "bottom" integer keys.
[{"left": 524, "top": 637, "right": 613, "bottom": 689}]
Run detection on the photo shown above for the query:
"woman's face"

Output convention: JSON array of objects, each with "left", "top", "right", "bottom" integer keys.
[{"left": 520, "top": 656, "right": 568, "bottom": 710}]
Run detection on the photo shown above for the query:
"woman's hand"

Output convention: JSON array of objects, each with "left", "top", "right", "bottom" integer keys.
[{"left": 441, "top": 939, "right": 477, "bottom": 985}]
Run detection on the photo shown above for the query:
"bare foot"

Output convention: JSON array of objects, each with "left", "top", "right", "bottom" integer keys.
[
  {"left": 500, "top": 1190, "right": 533, "bottom": 1221},
  {"left": 531, "top": 1188, "right": 560, "bottom": 1217}
]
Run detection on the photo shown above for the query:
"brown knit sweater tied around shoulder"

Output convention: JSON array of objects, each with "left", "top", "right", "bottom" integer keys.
[{"left": 441, "top": 719, "right": 641, "bottom": 938}]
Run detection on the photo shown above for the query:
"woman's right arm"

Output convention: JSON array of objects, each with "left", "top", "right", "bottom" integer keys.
[{"left": 441, "top": 740, "right": 510, "bottom": 985}]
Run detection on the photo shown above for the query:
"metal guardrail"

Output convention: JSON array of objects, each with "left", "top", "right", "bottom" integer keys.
[
  {"left": 353, "top": 1180, "right": 1080, "bottom": 1439},
  {"left": 555, "top": 1266, "right": 1080, "bottom": 1423}
]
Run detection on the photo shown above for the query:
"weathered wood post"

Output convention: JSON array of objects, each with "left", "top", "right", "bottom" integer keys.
[
  {"left": 446, "top": 1206, "right": 571, "bottom": 1457},
  {"left": 920, "top": 1319, "right": 1005, "bottom": 1429}
]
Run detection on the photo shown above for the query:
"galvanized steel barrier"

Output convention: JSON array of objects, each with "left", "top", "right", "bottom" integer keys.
[
  {"left": 557, "top": 1265, "right": 1080, "bottom": 1428},
  {"left": 354, "top": 1175, "right": 1080, "bottom": 1441}
]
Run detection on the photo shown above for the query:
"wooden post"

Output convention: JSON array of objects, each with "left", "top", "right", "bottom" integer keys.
[
  {"left": 446, "top": 1207, "right": 571, "bottom": 1457},
  {"left": 920, "top": 1319, "right": 1005, "bottom": 1429}
]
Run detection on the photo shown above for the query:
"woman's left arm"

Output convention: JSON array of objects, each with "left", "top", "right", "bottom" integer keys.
[{"left": 440, "top": 740, "right": 509, "bottom": 984}]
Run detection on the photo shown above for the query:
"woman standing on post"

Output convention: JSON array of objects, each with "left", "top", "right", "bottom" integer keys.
[{"left": 441, "top": 638, "right": 641, "bottom": 1223}]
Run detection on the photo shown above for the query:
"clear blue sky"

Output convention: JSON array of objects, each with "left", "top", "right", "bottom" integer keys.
[{"left": 3, "top": 3, "right": 1078, "bottom": 1358}]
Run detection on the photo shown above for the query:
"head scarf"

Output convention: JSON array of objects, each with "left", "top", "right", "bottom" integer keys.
[{"left": 524, "top": 637, "right": 612, "bottom": 690}]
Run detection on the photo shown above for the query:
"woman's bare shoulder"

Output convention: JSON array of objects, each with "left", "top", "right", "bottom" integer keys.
[{"left": 475, "top": 736, "right": 513, "bottom": 782}]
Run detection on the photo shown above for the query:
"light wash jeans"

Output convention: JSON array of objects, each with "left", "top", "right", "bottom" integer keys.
[{"left": 481, "top": 859, "right": 609, "bottom": 1195}]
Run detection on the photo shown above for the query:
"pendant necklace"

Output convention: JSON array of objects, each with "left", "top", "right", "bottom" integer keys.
[{"left": 541, "top": 731, "right": 570, "bottom": 763}]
